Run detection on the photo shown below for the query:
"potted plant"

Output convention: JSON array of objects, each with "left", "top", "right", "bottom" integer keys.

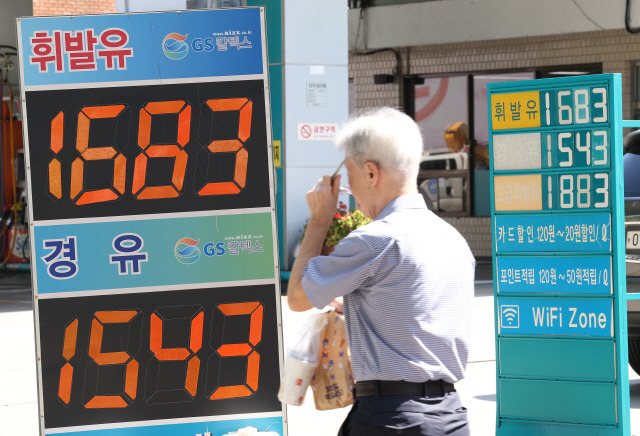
[
  {"left": 321, "top": 201, "right": 371, "bottom": 254},
  {"left": 293, "top": 201, "right": 372, "bottom": 262}
]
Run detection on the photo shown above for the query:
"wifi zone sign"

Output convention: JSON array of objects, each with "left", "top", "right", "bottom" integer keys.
[
  {"left": 500, "top": 305, "right": 520, "bottom": 328},
  {"left": 497, "top": 298, "right": 612, "bottom": 337}
]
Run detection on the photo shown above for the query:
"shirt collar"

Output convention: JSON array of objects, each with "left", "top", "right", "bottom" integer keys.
[{"left": 375, "top": 193, "right": 428, "bottom": 221}]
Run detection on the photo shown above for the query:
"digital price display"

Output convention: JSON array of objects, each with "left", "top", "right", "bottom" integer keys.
[
  {"left": 18, "top": 9, "right": 285, "bottom": 436},
  {"left": 493, "top": 171, "right": 610, "bottom": 211},
  {"left": 489, "top": 74, "right": 629, "bottom": 434},
  {"left": 38, "top": 285, "right": 280, "bottom": 428},
  {"left": 25, "top": 80, "right": 270, "bottom": 221},
  {"left": 493, "top": 129, "right": 609, "bottom": 171},
  {"left": 491, "top": 85, "right": 608, "bottom": 131}
]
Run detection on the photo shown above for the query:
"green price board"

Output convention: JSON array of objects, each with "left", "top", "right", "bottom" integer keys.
[{"left": 489, "top": 74, "right": 629, "bottom": 436}]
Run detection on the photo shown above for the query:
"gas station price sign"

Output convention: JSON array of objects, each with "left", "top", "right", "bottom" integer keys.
[
  {"left": 489, "top": 74, "right": 629, "bottom": 435},
  {"left": 18, "top": 9, "right": 285, "bottom": 436},
  {"left": 25, "top": 80, "right": 271, "bottom": 221},
  {"left": 38, "top": 285, "right": 281, "bottom": 429},
  {"left": 491, "top": 85, "right": 608, "bottom": 130}
]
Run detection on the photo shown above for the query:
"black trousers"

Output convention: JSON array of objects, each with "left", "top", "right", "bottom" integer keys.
[{"left": 338, "top": 391, "right": 469, "bottom": 436}]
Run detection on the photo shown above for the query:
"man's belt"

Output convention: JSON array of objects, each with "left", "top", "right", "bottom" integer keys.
[{"left": 353, "top": 380, "right": 455, "bottom": 398}]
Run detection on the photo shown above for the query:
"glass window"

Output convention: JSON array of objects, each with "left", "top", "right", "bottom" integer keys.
[
  {"left": 473, "top": 72, "right": 534, "bottom": 146},
  {"left": 414, "top": 75, "right": 468, "bottom": 153}
]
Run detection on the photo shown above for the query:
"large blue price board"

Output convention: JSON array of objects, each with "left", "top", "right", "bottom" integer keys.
[
  {"left": 489, "top": 74, "right": 629, "bottom": 435},
  {"left": 18, "top": 9, "right": 286, "bottom": 436}
]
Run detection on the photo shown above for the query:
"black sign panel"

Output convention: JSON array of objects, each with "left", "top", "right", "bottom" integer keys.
[
  {"left": 26, "top": 80, "right": 270, "bottom": 221},
  {"left": 38, "top": 284, "right": 281, "bottom": 428}
]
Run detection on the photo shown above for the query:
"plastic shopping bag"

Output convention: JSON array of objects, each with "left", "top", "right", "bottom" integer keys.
[
  {"left": 278, "top": 312, "right": 327, "bottom": 406},
  {"left": 310, "top": 311, "right": 354, "bottom": 410}
]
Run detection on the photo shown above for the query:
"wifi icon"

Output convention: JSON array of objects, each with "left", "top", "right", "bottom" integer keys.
[{"left": 501, "top": 305, "right": 520, "bottom": 328}]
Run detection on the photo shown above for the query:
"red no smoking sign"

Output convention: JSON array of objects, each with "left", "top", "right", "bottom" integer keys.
[
  {"left": 297, "top": 122, "right": 338, "bottom": 141},
  {"left": 300, "top": 124, "right": 312, "bottom": 138}
]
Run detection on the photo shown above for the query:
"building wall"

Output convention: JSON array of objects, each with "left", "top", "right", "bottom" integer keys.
[
  {"left": 347, "top": 0, "right": 635, "bottom": 49},
  {"left": 350, "top": 28, "right": 640, "bottom": 258},
  {"left": 33, "top": 0, "right": 116, "bottom": 16},
  {"left": 443, "top": 216, "right": 492, "bottom": 258}
]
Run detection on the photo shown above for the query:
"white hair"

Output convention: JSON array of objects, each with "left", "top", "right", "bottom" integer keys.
[{"left": 336, "top": 107, "right": 422, "bottom": 184}]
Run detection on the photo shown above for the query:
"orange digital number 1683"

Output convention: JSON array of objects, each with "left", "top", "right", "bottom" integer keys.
[{"left": 48, "top": 98, "right": 252, "bottom": 205}]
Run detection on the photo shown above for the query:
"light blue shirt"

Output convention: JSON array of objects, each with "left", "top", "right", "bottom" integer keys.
[{"left": 302, "top": 194, "right": 475, "bottom": 383}]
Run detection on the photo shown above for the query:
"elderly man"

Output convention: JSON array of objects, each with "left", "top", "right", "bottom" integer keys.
[{"left": 288, "top": 107, "right": 475, "bottom": 435}]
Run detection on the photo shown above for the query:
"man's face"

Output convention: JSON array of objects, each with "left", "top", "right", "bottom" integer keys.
[{"left": 345, "top": 157, "right": 371, "bottom": 218}]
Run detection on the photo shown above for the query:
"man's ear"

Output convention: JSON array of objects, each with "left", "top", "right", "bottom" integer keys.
[{"left": 364, "top": 161, "right": 381, "bottom": 187}]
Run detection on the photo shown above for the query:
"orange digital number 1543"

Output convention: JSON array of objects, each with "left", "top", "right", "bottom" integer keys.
[{"left": 57, "top": 302, "right": 263, "bottom": 408}]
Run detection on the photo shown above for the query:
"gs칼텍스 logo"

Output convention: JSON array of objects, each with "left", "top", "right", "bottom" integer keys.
[
  {"left": 162, "top": 33, "right": 189, "bottom": 60},
  {"left": 175, "top": 237, "right": 200, "bottom": 264}
]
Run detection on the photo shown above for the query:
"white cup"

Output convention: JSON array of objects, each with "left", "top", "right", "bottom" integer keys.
[{"left": 278, "top": 354, "right": 318, "bottom": 406}]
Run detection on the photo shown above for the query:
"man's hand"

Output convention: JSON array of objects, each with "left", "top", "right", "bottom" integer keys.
[
  {"left": 306, "top": 174, "right": 341, "bottom": 228},
  {"left": 287, "top": 174, "right": 341, "bottom": 312},
  {"left": 330, "top": 297, "right": 344, "bottom": 314}
]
